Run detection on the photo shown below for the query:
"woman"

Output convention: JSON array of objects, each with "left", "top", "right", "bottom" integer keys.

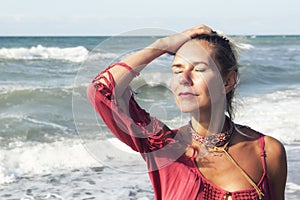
[{"left": 87, "top": 25, "right": 287, "bottom": 200}]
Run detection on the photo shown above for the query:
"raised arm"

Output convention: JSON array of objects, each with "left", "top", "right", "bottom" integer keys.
[
  {"left": 106, "top": 25, "right": 214, "bottom": 99},
  {"left": 87, "top": 25, "right": 214, "bottom": 153}
]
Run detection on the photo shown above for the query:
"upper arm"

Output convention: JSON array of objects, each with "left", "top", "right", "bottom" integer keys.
[{"left": 264, "top": 136, "right": 287, "bottom": 200}]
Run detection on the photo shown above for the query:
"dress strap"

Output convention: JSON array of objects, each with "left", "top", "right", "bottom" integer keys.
[{"left": 258, "top": 134, "right": 267, "bottom": 173}]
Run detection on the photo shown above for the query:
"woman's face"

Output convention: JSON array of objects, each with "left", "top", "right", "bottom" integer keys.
[{"left": 170, "top": 40, "right": 226, "bottom": 115}]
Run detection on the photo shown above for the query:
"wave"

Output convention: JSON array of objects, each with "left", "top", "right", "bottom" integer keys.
[
  {"left": 0, "top": 113, "right": 71, "bottom": 133},
  {"left": 0, "top": 44, "right": 125, "bottom": 63},
  {"left": 286, "top": 182, "right": 300, "bottom": 194},
  {"left": 0, "top": 45, "right": 89, "bottom": 63},
  {"left": 0, "top": 113, "right": 75, "bottom": 148},
  {"left": 0, "top": 139, "right": 100, "bottom": 185},
  {"left": 0, "top": 85, "right": 74, "bottom": 112},
  {"left": 234, "top": 86, "right": 300, "bottom": 143},
  {"left": 0, "top": 137, "right": 147, "bottom": 185}
]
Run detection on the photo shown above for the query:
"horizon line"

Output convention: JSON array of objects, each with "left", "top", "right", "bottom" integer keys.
[{"left": 0, "top": 34, "right": 299, "bottom": 37}]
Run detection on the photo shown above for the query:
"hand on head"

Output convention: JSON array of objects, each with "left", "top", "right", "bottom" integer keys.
[
  {"left": 181, "top": 24, "right": 215, "bottom": 39},
  {"left": 151, "top": 24, "right": 215, "bottom": 55}
]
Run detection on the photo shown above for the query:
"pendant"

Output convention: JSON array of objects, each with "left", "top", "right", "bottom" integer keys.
[{"left": 211, "top": 152, "right": 223, "bottom": 157}]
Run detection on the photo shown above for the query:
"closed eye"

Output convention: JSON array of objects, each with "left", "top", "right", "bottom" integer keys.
[
  {"left": 173, "top": 70, "right": 182, "bottom": 74},
  {"left": 195, "top": 69, "right": 206, "bottom": 72},
  {"left": 194, "top": 63, "right": 208, "bottom": 73},
  {"left": 172, "top": 64, "right": 183, "bottom": 74}
]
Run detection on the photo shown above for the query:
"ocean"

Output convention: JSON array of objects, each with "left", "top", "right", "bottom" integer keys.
[{"left": 0, "top": 35, "right": 299, "bottom": 199}]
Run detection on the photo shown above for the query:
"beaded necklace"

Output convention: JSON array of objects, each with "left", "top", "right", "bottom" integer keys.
[{"left": 190, "top": 120, "right": 234, "bottom": 149}]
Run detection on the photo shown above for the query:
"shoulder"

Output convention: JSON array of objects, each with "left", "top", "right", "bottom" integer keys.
[
  {"left": 234, "top": 125, "right": 287, "bottom": 168},
  {"left": 240, "top": 126, "right": 287, "bottom": 176},
  {"left": 263, "top": 135, "right": 287, "bottom": 175},
  {"left": 264, "top": 135, "right": 286, "bottom": 160},
  {"left": 236, "top": 125, "right": 286, "bottom": 163},
  {"left": 233, "top": 125, "right": 262, "bottom": 143}
]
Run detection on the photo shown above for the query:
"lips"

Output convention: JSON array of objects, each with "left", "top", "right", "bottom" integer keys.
[{"left": 178, "top": 92, "right": 199, "bottom": 98}]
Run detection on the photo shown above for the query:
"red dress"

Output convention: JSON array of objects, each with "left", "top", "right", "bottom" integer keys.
[{"left": 87, "top": 63, "right": 275, "bottom": 200}]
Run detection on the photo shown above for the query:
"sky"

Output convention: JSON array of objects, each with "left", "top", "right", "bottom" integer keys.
[{"left": 1, "top": 0, "right": 299, "bottom": 36}]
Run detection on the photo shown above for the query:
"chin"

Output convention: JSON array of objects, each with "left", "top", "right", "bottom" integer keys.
[
  {"left": 174, "top": 97, "right": 211, "bottom": 114},
  {"left": 176, "top": 102, "right": 210, "bottom": 115},
  {"left": 177, "top": 105, "right": 201, "bottom": 114}
]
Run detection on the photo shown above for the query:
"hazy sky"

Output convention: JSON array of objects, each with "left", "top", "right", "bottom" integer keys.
[{"left": 1, "top": 0, "right": 299, "bottom": 36}]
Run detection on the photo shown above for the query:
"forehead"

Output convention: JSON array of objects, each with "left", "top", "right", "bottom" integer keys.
[{"left": 173, "top": 40, "right": 214, "bottom": 64}]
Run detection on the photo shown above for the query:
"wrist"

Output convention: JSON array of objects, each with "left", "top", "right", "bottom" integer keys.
[
  {"left": 148, "top": 38, "right": 169, "bottom": 53},
  {"left": 150, "top": 34, "right": 191, "bottom": 54}
]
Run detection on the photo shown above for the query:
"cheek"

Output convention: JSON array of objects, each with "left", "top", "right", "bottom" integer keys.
[
  {"left": 193, "top": 73, "right": 210, "bottom": 91},
  {"left": 203, "top": 75, "right": 225, "bottom": 102}
]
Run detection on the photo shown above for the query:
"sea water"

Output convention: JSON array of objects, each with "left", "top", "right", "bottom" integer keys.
[{"left": 0, "top": 35, "right": 299, "bottom": 199}]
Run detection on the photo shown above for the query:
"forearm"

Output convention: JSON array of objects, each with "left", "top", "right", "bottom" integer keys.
[{"left": 108, "top": 41, "right": 167, "bottom": 98}]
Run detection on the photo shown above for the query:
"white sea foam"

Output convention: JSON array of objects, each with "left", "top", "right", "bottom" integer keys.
[
  {"left": 0, "top": 139, "right": 100, "bottom": 185},
  {"left": 235, "top": 86, "right": 300, "bottom": 143},
  {"left": 0, "top": 135, "right": 149, "bottom": 185},
  {"left": 0, "top": 45, "right": 89, "bottom": 62},
  {"left": 108, "top": 138, "right": 139, "bottom": 155},
  {"left": 286, "top": 182, "right": 300, "bottom": 197},
  {"left": 286, "top": 182, "right": 300, "bottom": 191}
]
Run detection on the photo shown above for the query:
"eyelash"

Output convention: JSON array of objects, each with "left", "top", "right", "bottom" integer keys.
[
  {"left": 173, "top": 68, "right": 206, "bottom": 74},
  {"left": 195, "top": 69, "right": 206, "bottom": 72},
  {"left": 172, "top": 65, "right": 207, "bottom": 74},
  {"left": 173, "top": 71, "right": 182, "bottom": 74}
]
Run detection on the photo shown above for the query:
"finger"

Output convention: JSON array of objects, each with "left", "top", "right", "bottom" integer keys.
[
  {"left": 182, "top": 24, "right": 215, "bottom": 39},
  {"left": 185, "top": 25, "right": 214, "bottom": 38},
  {"left": 194, "top": 24, "right": 213, "bottom": 34}
]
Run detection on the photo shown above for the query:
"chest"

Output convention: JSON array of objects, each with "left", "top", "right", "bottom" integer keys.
[{"left": 193, "top": 143, "right": 264, "bottom": 192}]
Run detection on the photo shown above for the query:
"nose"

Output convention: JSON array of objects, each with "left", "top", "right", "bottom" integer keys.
[{"left": 179, "top": 70, "right": 193, "bottom": 86}]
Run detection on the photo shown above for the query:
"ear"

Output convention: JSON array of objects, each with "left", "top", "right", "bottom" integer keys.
[{"left": 224, "top": 71, "right": 237, "bottom": 94}]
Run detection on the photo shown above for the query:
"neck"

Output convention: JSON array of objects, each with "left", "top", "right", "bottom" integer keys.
[{"left": 190, "top": 110, "right": 228, "bottom": 137}]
